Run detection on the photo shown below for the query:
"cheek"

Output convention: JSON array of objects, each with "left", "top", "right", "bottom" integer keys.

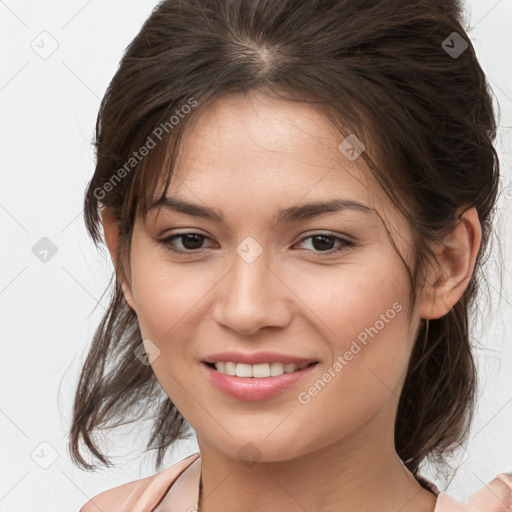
[
  {"left": 293, "top": 258, "right": 413, "bottom": 401},
  {"left": 290, "top": 253, "right": 407, "bottom": 338},
  {"left": 126, "top": 237, "right": 222, "bottom": 416},
  {"left": 134, "top": 277, "right": 200, "bottom": 338},
  {"left": 129, "top": 259, "right": 213, "bottom": 403},
  {"left": 129, "top": 244, "right": 214, "bottom": 341}
]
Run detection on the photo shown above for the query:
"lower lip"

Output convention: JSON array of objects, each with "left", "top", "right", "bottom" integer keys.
[{"left": 201, "top": 362, "right": 318, "bottom": 401}]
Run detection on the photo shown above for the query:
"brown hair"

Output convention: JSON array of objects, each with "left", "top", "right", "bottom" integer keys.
[{"left": 69, "top": 0, "right": 501, "bottom": 485}]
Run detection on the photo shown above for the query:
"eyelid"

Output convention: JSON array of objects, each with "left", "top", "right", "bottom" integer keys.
[{"left": 296, "top": 230, "right": 355, "bottom": 243}]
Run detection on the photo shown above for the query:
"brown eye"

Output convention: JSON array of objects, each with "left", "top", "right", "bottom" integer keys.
[
  {"left": 296, "top": 233, "right": 354, "bottom": 254},
  {"left": 159, "top": 232, "right": 214, "bottom": 255}
]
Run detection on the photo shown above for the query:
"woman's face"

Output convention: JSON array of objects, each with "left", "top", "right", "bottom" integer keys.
[{"left": 122, "top": 91, "right": 427, "bottom": 462}]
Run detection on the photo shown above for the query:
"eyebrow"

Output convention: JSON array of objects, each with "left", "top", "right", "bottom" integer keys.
[{"left": 148, "top": 195, "right": 374, "bottom": 223}]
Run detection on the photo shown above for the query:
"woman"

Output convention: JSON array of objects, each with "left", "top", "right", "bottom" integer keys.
[{"left": 70, "top": 0, "right": 512, "bottom": 510}]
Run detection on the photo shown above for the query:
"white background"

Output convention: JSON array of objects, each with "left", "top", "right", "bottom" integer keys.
[{"left": 0, "top": 0, "right": 511, "bottom": 510}]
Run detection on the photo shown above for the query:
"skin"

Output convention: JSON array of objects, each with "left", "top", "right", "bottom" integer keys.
[{"left": 101, "top": 91, "right": 482, "bottom": 512}]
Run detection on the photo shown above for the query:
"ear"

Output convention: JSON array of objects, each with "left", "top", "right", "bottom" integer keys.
[
  {"left": 100, "top": 207, "right": 137, "bottom": 313},
  {"left": 417, "top": 207, "right": 482, "bottom": 320}
]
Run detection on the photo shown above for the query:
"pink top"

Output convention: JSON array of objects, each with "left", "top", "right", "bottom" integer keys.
[{"left": 79, "top": 452, "right": 512, "bottom": 511}]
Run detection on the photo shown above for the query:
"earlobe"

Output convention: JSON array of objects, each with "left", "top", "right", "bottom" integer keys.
[
  {"left": 100, "top": 207, "right": 137, "bottom": 313},
  {"left": 418, "top": 207, "right": 482, "bottom": 320}
]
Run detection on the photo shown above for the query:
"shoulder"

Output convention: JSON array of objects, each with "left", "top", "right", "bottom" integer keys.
[
  {"left": 435, "top": 472, "right": 512, "bottom": 511},
  {"left": 79, "top": 452, "right": 200, "bottom": 512}
]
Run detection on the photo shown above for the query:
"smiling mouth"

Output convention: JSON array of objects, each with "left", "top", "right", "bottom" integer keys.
[{"left": 204, "top": 361, "right": 317, "bottom": 378}]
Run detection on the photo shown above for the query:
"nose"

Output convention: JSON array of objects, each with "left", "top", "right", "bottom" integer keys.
[{"left": 211, "top": 246, "right": 293, "bottom": 336}]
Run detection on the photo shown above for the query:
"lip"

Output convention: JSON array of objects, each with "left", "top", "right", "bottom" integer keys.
[
  {"left": 203, "top": 351, "right": 318, "bottom": 366},
  {"left": 201, "top": 361, "right": 318, "bottom": 401}
]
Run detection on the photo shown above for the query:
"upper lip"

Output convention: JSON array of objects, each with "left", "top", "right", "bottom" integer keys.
[{"left": 203, "top": 351, "right": 318, "bottom": 366}]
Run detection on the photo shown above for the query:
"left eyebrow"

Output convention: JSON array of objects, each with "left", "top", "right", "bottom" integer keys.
[
  {"left": 274, "top": 198, "right": 374, "bottom": 223},
  {"left": 148, "top": 195, "right": 374, "bottom": 223}
]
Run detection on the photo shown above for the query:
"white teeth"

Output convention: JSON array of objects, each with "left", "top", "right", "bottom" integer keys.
[
  {"left": 212, "top": 361, "right": 309, "bottom": 378},
  {"left": 235, "top": 363, "right": 253, "bottom": 378}
]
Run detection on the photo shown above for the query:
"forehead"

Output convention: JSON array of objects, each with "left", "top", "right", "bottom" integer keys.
[{"left": 154, "top": 91, "right": 382, "bottom": 208}]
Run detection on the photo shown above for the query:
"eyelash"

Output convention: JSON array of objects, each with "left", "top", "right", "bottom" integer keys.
[{"left": 158, "top": 232, "right": 355, "bottom": 258}]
